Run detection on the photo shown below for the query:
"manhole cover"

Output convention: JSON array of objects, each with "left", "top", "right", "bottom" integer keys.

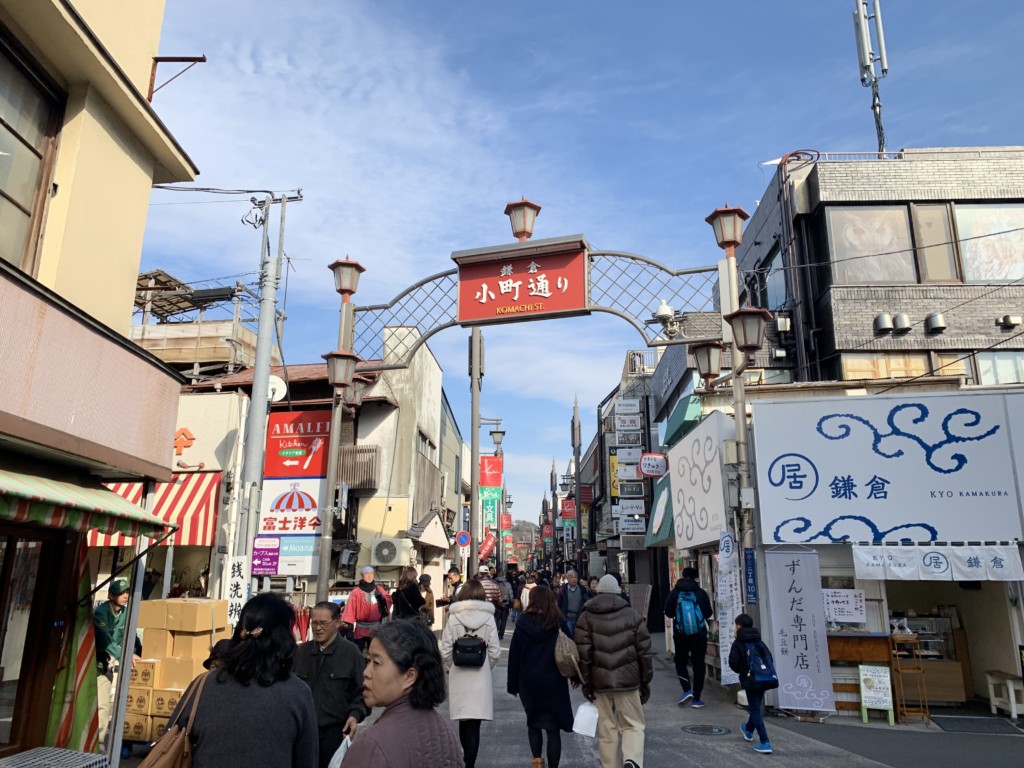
[{"left": 680, "top": 724, "right": 731, "bottom": 736}]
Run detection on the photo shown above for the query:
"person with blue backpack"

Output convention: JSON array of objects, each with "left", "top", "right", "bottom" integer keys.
[
  {"left": 728, "top": 613, "right": 778, "bottom": 755},
  {"left": 662, "top": 567, "right": 714, "bottom": 708}
]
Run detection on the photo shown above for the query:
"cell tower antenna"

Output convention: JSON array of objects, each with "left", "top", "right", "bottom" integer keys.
[{"left": 852, "top": 0, "right": 891, "bottom": 153}]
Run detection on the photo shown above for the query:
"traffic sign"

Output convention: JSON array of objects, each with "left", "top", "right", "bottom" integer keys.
[{"left": 456, "top": 530, "right": 471, "bottom": 547}]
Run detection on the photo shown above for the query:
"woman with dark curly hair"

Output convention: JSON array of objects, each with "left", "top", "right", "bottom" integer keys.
[
  {"left": 507, "top": 585, "right": 575, "bottom": 768},
  {"left": 341, "top": 619, "right": 462, "bottom": 767},
  {"left": 168, "top": 592, "right": 317, "bottom": 767}
]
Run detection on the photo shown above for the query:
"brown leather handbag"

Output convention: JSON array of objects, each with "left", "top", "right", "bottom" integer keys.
[{"left": 139, "top": 671, "right": 211, "bottom": 768}]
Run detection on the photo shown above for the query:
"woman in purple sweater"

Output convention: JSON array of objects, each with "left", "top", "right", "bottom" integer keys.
[{"left": 342, "top": 620, "right": 462, "bottom": 767}]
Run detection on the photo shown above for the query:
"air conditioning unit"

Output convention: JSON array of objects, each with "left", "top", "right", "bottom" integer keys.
[{"left": 370, "top": 537, "right": 414, "bottom": 567}]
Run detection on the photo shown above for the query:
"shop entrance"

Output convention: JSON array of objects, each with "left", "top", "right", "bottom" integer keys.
[{"left": 886, "top": 580, "right": 1016, "bottom": 704}]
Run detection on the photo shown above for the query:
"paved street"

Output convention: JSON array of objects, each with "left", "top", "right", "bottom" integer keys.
[{"left": 123, "top": 627, "right": 1024, "bottom": 767}]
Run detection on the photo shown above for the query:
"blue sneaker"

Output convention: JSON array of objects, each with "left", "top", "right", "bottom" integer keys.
[
  {"left": 677, "top": 690, "right": 693, "bottom": 704},
  {"left": 740, "top": 722, "right": 754, "bottom": 741},
  {"left": 691, "top": 699, "right": 705, "bottom": 708},
  {"left": 753, "top": 742, "right": 773, "bottom": 754}
]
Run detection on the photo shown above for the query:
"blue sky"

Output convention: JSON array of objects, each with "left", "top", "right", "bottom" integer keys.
[{"left": 142, "top": 1, "right": 1024, "bottom": 522}]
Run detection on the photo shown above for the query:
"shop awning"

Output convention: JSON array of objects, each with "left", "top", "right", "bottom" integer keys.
[
  {"left": 853, "top": 544, "right": 1024, "bottom": 581},
  {"left": 0, "top": 467, "right": 171, "bottom": 539},
  {"left": 663, "top": 393, "right": 703, "bottom": 447},
  {"left": 644, "top": 474, "right": 675, "bottom": 548},
  {"left": 87, "top": 471, "right": 220, "bottom": 547}
]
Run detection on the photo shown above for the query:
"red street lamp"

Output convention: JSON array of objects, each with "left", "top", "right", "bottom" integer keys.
[
  {"left": 705, "top": 204, "right": 750, "bottom": 251},
  {"left": 323, "top": 349, "right": 359, "bottom": 389},
  {"left": 725, "top": 307, "right": 773, "bottom": 355},
  {"left": 328, "top": 257, "right": 366, "bottom": 297},
  {"left": 504, "top": 197, "right": 542, "bottom": 243},
  {"left": 689, "top": 340, "right": 724, "bottom": 381}
]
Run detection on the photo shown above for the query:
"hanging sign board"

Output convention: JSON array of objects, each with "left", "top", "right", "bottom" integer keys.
[
  {"left": 615, "top": 447, "right": 643, "bottom": 463},
  {"left": 615, "top": 414, "right": 643, "bottom": 431},
  {"left": 618, "top": 482, "right": 645, "bottom": 498},
  {"left": 455, "top": 247, "right": 589, "bottom": 325},
  {"left": 639, "top": 453, "right": 668, "bottom": 477},
  {"left": 615, "top": 431, "right": 643, "bottom": 446},
  {"left": 617, "top": 463, "right": 640, "bottom": 481},
  {"left": 616, "top": 399, "right": 641, "bottom": 415}
]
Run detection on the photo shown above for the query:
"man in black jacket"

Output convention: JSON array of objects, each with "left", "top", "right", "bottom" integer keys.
[
  {"left": 663, "top": 567, "right": 714, "bottom": 708},
  {"left": 295, "top": 601, "right": 367, "bottom": 768}
]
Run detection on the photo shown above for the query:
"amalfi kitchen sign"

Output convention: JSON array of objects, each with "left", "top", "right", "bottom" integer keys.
[
  {"left": 454, "top": 238, "right": 589, "bottom": 325},
  {"left": 752, "top": 392, "right": 1024, "bottom": 544}
]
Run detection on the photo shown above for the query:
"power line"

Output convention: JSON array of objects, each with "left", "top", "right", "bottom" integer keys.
[{"left": 876, "top": 328, "right": 1024, "bottom": 394}]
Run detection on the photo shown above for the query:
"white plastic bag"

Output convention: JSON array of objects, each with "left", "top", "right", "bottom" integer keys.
[
  {"left": 573, "top": 701, "right": 599, "bottom": 737},
  {"left": 327, "top": 735, "right": 352, "bottom": 768},
  {"left": 737, "top": 689, "right": 749, "bottom": 707}
]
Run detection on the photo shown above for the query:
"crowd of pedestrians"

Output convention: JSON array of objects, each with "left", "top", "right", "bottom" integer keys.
[{"left": 142, "top": 561, "right": 772, "bottom": 768}]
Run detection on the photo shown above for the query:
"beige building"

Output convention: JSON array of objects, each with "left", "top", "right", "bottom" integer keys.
[{"left": 0, "top": 0, "right": 196, "bottom": 756}]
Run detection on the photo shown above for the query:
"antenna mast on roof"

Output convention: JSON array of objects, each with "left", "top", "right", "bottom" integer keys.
[{"left": 852, "top": 0, "right": 890, "bottom": 154}]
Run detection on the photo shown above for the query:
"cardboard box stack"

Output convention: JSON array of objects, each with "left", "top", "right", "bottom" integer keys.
[{"left": 125, "top": 598, "right": 230, "bottom": 742}]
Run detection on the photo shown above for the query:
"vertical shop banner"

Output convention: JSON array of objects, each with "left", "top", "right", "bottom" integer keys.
[
  {"left": 744, "top": 548, "right": 759, "bottom": 605},
  {"left": 482, "top": 497, "right": 499, "bottom": 529},
  {"left": 716, "top": 532, "right": 742, "bottom": 685},
  {"left": 764, "top": 551, "right": 835, "bottom": 712},
  {"left": 542, "top": 524, "right": 554, "bottom": 542},
  {"left": 480, "top": 456, "right": 504, "bottom": 487},
  {"left": 226, "top": 556, "right": 249, "bottom": 626}
]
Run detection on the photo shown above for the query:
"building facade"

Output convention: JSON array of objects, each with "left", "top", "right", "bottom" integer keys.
[{"left": 0, "top": 0, "right": 196, "bottom": 755}]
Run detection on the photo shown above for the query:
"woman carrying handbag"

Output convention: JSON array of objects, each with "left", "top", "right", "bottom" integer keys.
[{"left": 162, "top": 593, "right": 318, "bottom": 768}]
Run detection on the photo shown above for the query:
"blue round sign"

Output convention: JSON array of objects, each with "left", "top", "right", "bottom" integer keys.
[{"left": 456, "top": 531, "right": 471, "bottom": 547}]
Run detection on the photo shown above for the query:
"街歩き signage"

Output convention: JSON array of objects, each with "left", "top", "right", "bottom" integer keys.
[
  {"left": 454, "top": 243, "right": 589, "bottom": 325},
  {"left": 752, "top": 391, "right": 1024, "bottom": 544}
]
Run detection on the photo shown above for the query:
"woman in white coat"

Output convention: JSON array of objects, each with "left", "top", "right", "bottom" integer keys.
[{"left": 440, "top": 579, "right": 501, "bottom": 768}]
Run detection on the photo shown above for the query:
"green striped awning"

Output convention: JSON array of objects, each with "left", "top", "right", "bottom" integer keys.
[
  {"left": 0, "top": 467, "right": 171, "bottom": 539},
  {"left": 645, "top": 473, "right": 675, "bottom": 548}
]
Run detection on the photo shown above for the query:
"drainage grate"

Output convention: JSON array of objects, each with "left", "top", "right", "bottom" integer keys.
[
  {"left": 931, "top": 716, "right": 1022, "bottom": 735},
  {"left": 680, "top": 724, "right": 731, "bottom": 736}
]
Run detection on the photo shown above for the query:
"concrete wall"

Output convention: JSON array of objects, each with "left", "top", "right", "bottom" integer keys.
[
  {"left": 72, "top": 0, "right": 167, "bottom": 95},
  {"left": 36, "top": 84, "right": 157, "bottom": 332}
]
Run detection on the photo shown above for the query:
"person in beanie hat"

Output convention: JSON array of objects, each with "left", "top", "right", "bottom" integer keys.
[
  {"left": 341, "top": 566, "right": 392, "bottom": 652},
  {"left": 418, "top": 573, "right": 436, "bottom": 625},
  {"left": 94, "top": 577, "right": 142, "bottom": 747},
  {"left": 575, "top": 574, "right": 652, "bottom": 768}
]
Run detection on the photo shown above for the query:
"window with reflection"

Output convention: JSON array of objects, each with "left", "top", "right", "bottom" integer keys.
[
  {"left": 977, "top": 351, "right": 1024, "bottom": 385},
  {"left": 955, "top": 204, "right": 1024, "bottom": 282},
  {"left": 841, "top": 352, "right": 930, "bottom": 380},
  {"left": 912, "top": 204, "right": 958, "bottom": 281},
  {"left": 0, "top": 39, "right": 60, "bottom": 271},
  {"left": 828, "top": 206, "right": 917, "bottom": 284}
]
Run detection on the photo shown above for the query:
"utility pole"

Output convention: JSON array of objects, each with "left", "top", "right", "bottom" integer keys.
[
  {"left": 233, "top": 192, "right": 302, "bottom": 587},
  {"left": 572, "top": 397, "right": 583, "bottom": 577},
  {"left": 469, "top": 327, "right": 483, "bottom": 579},
  {"left": 853, "top": 0, "right": 891, "bottom": 154}
]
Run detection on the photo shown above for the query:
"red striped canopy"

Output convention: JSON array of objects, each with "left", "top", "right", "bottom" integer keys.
[{"left": 87, "top": 472, "right": 220, "bottom": 547}]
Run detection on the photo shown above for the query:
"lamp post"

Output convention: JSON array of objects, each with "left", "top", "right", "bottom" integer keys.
[
  {"left": 468, "top": 199, "right": 539, "bottom": 578},
  {"left": 572, "top": 397, "right": 583, "bottom": 577},
  {"left": 702, "top": 204, "right": 770, "bottom": 609},
  {"left": 317, "top": 258, "right": 365, "bottom": 603}
]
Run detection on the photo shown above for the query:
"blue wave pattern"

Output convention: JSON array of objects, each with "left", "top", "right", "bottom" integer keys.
[
  {"left": 816, "top": 403, "right": 1000, "bottom": 475},
  {"left": 773, "top": 515, "right": 939, "bottom": 543}
]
